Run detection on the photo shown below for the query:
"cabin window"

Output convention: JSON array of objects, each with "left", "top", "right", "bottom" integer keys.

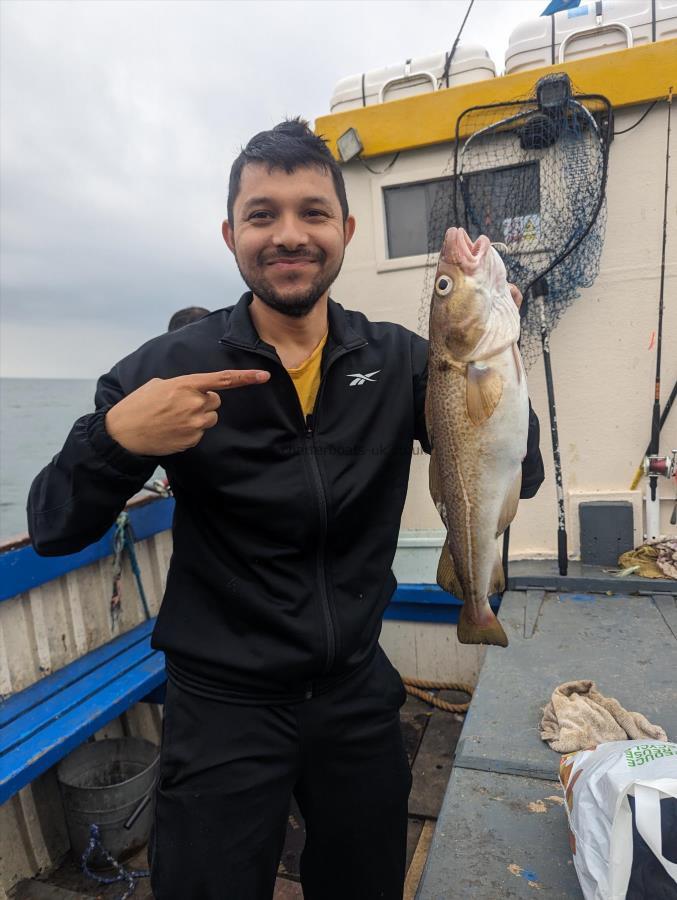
[
  {"left": 383, "top": 163, "right": 540, "bottom": 259},
  {"left": 383, "top": 177, "right": 451, "bottom": 259},
  {"left": 461, "top": 163, "right": 540, "bottom": 245}
]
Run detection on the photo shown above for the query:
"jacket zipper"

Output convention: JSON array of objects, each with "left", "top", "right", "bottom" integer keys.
[
  {"left": 303, "top": 410, "right": 334, "bottom": 672},
  {"left": 220, "top": 336, "right": 367, "bottom": 675},
  {"left": 302, "top": 343, "right": 366, "bottom": 673}
]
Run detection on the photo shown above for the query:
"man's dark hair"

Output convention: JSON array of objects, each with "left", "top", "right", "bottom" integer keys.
[
  {"left": 227, "top": 118, "right": 349, "bottom": 225},
  {"left": 168, "top": 306, "right": 210, "bottom": 332}
]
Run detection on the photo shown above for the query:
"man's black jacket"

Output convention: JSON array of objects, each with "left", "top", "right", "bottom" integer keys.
[{"left": 28, "top": 293, "right": 544, "bottom": 703}]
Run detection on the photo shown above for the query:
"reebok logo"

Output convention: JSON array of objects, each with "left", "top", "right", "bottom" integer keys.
[{"left": 346, "top": 370, "right": 380, "bottom": 386}]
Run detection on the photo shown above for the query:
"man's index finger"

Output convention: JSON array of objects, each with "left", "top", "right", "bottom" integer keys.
[{"left": 181, "top": 370, "right": 271, "bottom": 392}]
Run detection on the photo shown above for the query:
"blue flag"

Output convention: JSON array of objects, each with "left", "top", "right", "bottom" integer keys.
[{"left": 541, "top": 0, "right": 582, "bottom": 15}]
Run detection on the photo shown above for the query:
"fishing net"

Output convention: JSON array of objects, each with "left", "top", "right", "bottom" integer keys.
[{"left": 418, "top": 74, "right": 612, "bottom": 370}]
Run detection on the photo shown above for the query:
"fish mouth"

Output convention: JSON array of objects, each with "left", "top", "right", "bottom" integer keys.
[{"left": 441, "top": 227, "right": 492, "bottom": 276}]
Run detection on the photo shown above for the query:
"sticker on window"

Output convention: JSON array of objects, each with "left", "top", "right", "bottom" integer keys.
[{"left": 502, "top": 214, "right": 541, "bottom": 245}]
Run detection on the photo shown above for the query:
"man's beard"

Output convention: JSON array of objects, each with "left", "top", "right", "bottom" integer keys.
[{"left": 235, "top": 250, "right": 343, "bottom": 318}]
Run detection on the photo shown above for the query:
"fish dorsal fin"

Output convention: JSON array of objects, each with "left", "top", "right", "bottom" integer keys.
[
  {"left": 437, "top": 540, "right": 464, "bottom": 600},
  {"left": 512, "top": 343, "right": 523, "bottom": 384},
  {"left": 496, "top": 474, "right": 522, "bottom": 537},
  {"left": 466, "top": 363, "right": 503, "bottom": 425}
]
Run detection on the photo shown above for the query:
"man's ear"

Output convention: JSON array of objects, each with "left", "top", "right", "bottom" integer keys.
[
  {"left": 222, "top": 220, "right": 235, "bottom": 253},
  {"left": 343, "top": 214, "right": 356, "bottom": 247}
]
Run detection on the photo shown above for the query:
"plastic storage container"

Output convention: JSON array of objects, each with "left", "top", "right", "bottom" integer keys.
[
  {"left": 330, "top": 46, "right": 496, "bottom": 113},
  {"left": 505, "top": 0, "right": 677, "bottom": 74}
]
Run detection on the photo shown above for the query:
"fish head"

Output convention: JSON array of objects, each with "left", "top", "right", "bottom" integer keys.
[{"left": 430, "top": 227, "right": 511, "bottom": 358}]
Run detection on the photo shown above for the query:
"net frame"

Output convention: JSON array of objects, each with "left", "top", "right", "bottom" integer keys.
[
  {"left": 418, "top": 78, "right": 613, "bottom": 371},
  {"left": 453, "top": 87, "right": 612, "bottom": 295}
]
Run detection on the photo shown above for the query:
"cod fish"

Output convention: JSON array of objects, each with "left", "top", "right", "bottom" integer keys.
[{"left": 425, "top": 227, "right": 529, "bottom": 647}]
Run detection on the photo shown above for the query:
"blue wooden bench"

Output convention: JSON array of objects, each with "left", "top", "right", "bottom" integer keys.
[
  {"left": 0, "top": 584, "right": 480, "bottom": 808},
  {"left": 0, "top": 584, "right": 469, "bottom": 808},
  {"left": 0, "top": 495, "right": 484, "bottom": 808},
  {"left": 0, "top": 618, "right": 166, "bottom": 805}
]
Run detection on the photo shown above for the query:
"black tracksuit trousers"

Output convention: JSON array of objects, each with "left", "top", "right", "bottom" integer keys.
[{"left": 148, "top": 646, "right": 413, "bottom": 899}]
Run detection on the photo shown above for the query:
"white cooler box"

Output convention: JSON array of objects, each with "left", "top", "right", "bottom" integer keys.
[
  {"left": 329, "top": 46, "right": 496, "bottom": 114},
  {"left": 505, "top": 0, "right": 677, "bottom": 74}
]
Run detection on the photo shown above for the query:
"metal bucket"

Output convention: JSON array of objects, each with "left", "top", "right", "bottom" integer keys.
[{"left": 56, "top": 737, "right": 159, "bottom": 869}]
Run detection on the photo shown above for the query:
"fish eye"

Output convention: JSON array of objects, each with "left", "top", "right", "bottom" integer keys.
[{"left": 435, "top": 275, "right": 453, "bottom": 297}]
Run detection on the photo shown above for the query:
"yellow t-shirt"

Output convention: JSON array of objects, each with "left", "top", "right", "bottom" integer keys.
[{"left": 286, "top": 332, "right": 328, "bottom": 418}]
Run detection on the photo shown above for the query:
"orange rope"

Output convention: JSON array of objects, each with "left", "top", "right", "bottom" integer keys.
[{"left": 401, "top": 677, "right": 474, "bottom": 714}]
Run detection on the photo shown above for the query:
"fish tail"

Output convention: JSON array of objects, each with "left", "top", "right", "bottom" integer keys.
[{"left": 457, "top": 603, "right": 509, "bottom": 648}]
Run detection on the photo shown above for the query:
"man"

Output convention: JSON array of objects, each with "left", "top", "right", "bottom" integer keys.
[
  {"left": 167, "top": 306, "right": 210, "bottom": 331},
  {"left": 28, "top": 119, "right": 544, "bottom": 899}
]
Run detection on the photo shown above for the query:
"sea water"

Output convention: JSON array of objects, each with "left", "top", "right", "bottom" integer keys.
[{"left": 0, "top": 378, "right": 97, "bottom": 540}]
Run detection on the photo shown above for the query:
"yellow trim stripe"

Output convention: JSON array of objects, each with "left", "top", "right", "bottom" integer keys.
[{"left": 316, "top": 39, "right": 677, "bottom": 159}]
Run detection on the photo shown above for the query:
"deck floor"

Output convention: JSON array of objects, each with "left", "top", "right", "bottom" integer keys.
[{"left": 12, "top": 690, "right": 466, "bottom": 900}]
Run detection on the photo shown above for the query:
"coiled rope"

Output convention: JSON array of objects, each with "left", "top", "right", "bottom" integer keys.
[
  {"left": 401, "top": 676, "right": 474, "bottom": 714},
  {"left": 82, "top": 824, "right": 149, "bottom": 899}
]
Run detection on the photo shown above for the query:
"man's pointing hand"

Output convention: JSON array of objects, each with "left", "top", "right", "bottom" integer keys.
[{"left": 105, "top": 369, "right": 271, "bottom": 455}]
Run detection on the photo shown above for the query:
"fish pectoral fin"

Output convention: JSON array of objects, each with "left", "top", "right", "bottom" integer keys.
[
  {"left": 437, "top": 541, "right": 464, "bottom": 600},
  {"left": 458, "top": 604, "right": 509, "bottom": 647},
  {"left": 466, "top": 363, "right": 503, "bottom": 425},
  {"left": 496, "top": 474, "right": 522, "bottom": 537}
]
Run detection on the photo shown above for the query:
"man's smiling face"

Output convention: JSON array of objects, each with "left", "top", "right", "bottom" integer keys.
[{"left": 223, "top": 162, "right": 355, "bottom": 317}]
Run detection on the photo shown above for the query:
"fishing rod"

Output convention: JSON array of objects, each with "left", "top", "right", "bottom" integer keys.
[
  {"left": 503, "top": 277, "right": 570, "bottom": 583},
  {"left": 630, "top": 377, "right": 677, "bottom": 491},
  {"left": 646, "top": 87, "right": 672, "bottom": 539},
  {"left": 534, "top": 277, "right": 568, "bottom": 576},
  {"left": 503, "top": 279, "right": 570, "bottom": 582},
  {"left": 441, "top": 0, "right": 475, "bottom": 87},
  {"left": 502, "top": 527, "right": 511, "bottom": 586}
]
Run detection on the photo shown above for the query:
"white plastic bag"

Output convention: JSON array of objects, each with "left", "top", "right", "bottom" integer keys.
[{"left": 559, "top": 739, "right": 677, "bottom": 900}]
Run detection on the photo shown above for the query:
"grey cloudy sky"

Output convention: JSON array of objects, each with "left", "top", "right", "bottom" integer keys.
[{"left": 1, "top": 0, "right": 543, "bottom": 378}]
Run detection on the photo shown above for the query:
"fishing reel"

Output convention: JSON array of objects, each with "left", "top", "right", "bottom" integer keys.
[
  {"left": 643, "top": 450, "right": 677, "bottom": 481},
  {"left": 643, "top": 450, "right": 677, "bottom": 525}
]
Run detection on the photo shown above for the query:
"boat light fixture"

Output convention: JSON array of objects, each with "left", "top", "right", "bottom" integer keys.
[
  {"left": 537, "top": 73, "right": 572, "bottom": 111},
  {"left": 337, "top": 127, "right": 364, "bottom": 163}
]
